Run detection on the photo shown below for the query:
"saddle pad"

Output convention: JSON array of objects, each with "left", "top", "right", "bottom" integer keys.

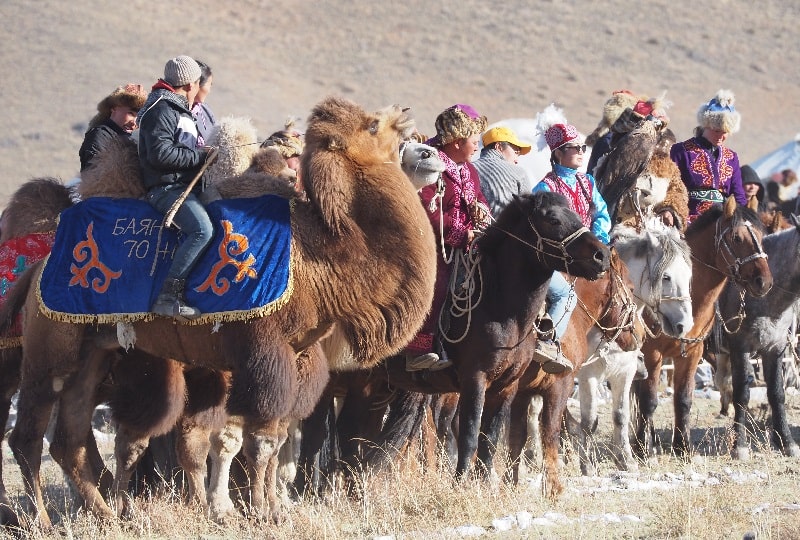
[
  {"left": 0, "top": 232, "right": 55, "bottom": 346},
  {"left": 38, "top": 195, "right": 292, "bottom": 325}
]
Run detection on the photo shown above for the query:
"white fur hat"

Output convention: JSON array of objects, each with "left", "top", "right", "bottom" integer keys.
[{"left": 697, "top": 89, "right": 741, "bottom": 134}]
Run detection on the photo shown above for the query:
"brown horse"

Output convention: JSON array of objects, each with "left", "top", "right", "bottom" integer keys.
[
  {"left": 633, "top": 196, "right": 773, "bottom": 458},
  {"left": 1, "top": 97, "right": 437, "bottom": 527},
  {"left": 371, "top": 192, "right": 610, "bottom": 482},
  {"left": 502, "top": 248, "right": 644, "bottom": 498}
]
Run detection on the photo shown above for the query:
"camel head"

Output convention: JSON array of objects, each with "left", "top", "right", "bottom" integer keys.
[
  {"left": 399, "top": 141, "right": 445, "bottom": 190},
  {"left": 301, "top": 96, "right": 418, "bottom": 236}
]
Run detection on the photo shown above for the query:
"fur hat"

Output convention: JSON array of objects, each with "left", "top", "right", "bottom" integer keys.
[
  {"left": 428, "top": 104, "right": 488, "bottom": 147},
  {"left": 697, "top": 89, "right": 741, "bottom": 134},
  {"left": 545, "top": 123, "right": 582, "bottom": 151},
  {"left": 163, "top": 55, "right": 202, "bottom": 87},
  {"left": 88, "top": 83, "right": 147, "bottom": 128},
  {"left": 586, "top": 90, "right": 642, "bottom": 146},
  {"left": 262, "top": 120, "right": 304, "bottom": 158}
]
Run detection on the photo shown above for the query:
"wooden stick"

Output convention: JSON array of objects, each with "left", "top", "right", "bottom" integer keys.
[{"left": 163, "top": 147, "right": 219, "bottom": 228}]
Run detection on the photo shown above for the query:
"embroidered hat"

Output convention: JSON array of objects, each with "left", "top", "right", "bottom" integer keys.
[
  {"left": 89, "top": 83, "right": 148, "bottom": 129},
  {"left": 482, "top": 126, "right": 532, "bottom": 155},
  {"left": 545, "top": 123, "right": 581, "bottom": 151},
  {"left": 428, "top": 104, "right": 488, "bottom": 147},
  {"left": 697, "top": 89, "right": 741, "bottom": 134},
  {"left": 163, "top": 55, "right": 202, "bottom": 87}
]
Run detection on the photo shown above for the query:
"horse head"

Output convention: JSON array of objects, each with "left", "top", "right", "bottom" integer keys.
[
  {"left": 716, "top": 196, "right": 773, "bottom": 297},
  {"left": 519, "top": 192, "right": 610, "bottom": 279},
  {"left": 596, "top": 248, "right": 645, "bottom": 351},
  {"left": 613, "top": 218, "right": 694, "bottom": 338}
]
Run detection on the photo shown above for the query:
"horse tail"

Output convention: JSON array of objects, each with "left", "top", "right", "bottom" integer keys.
[
  {"left": 364, "top": 389, "right": 430, "bottom": 469},
  {"left": 0, "top": 260, "right": 41, "bottom": 337}
]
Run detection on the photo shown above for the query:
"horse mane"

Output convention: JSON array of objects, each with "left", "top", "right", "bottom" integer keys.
[
  {"left": 478, "top": 191, "right": 568, "bottom": 255},
  {"left": 1, "top": 177, "right": 75, "bottom": 241},
  {"left": 685, "top": 203, "right": 766, "bottom": 239}
]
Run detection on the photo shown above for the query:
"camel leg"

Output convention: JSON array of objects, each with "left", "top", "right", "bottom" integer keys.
[
  {"left": 47, "top": 347, "right": 115, "bottom": 520},
  {"left": 241, "top": 417, "right": 289, "bottom": 524},
  {"left": 456, "top": 373, "right": 487, "bottom": 478},
  {"left": 112, "top": 427, "right": 150, "bottom": 517},
  {"left": 608, "top": 352, "right": 638, "bottom": 471},
  {"left": 762, "top": 350, "right": 800, "bottom": 456},
  {"left": 0, "top": 348, "right": 22, "bottom": 526},
  {"left": 8, "top": 383, "right": 57, "bottom": 528},
  {"left": 176, "top": 416, "right": 213, "bottom": 507},
  {"left": 207, "top": 416, "right": 244, "bottom": 522},
  {"left": 671, "top": 346, "right": 702, "bottom": 457}
]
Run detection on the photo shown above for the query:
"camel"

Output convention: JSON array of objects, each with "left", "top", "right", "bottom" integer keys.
[{"left": 2, "top": 96, "right": 438, "bottom": 527}]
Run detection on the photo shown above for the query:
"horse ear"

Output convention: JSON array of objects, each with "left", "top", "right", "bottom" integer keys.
[
  {"left": 746, "top": 194, "right": 759, "bottom": 212},
  {"left": 724, "top": 195, "right": 737, "bottom": 218},
  {"left": 791, "top": 213, "right": 800, "bottom": 231}
]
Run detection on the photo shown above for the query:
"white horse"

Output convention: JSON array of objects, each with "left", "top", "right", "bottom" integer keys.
[{"left": 569, "top": 219, "right": 694, "bottom": 475}]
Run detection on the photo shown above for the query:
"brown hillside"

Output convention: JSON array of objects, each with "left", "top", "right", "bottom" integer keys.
[{"left": 1, "top": 0, "right": 798, "bottom": 204}]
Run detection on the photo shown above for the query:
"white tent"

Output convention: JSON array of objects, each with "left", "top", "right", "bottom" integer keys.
[{"left": 750, "top": 134, "right": 800, "bottom": 178}]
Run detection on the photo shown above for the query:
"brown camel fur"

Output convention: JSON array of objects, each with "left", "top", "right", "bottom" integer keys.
[{"left": 2, "top": 96, "right": 437, "bottom": 527}]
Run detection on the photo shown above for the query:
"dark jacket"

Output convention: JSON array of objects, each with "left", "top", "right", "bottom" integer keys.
[
  {"left": 137, "top": 90, "right": 205, "bottom": 189},
  {"left": 79, "top": 119, "right": 130, "bottom": 172}
]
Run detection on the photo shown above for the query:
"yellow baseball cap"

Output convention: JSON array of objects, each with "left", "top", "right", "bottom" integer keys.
[{"left": 481, "top": 126, "right": 532, "bottom": 155}]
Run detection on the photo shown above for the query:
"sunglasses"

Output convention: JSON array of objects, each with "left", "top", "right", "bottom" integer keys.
[{"left": 561, "top": 144, "right": 587, "bottom": 153}]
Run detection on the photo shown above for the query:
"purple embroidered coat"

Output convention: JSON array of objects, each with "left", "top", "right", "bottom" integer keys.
[
  {"left": 670, "top": 136, "right": 747, "bottom": 222},
  {"left": 407, "top": 156, "right": 490, "bottom": 354}
]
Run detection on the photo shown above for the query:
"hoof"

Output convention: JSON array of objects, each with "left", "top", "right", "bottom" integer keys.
[
  {"left": 732, "top": 447, "right": 751, "bottom": 461},
  {"left": 785, "top": 444, "right": 800, "bottom": 458}
]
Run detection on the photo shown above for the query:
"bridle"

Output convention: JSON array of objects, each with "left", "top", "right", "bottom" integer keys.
[
  {"left": 495, "top": 216, "right": 592, "bottom": 275},
  {"left": 715, "top": 218, "right": 768, "bottom": 282}
]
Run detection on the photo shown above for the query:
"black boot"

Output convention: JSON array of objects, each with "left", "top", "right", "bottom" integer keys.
[{"left": 152, "top": 278, "right": 201, "bottom": 320}]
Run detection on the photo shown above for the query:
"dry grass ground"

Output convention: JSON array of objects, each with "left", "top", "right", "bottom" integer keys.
[{"left": 1, "top": 391, "right": 798, "bottom": 539}]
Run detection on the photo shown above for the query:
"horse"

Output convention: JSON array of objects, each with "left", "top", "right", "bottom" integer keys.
[
  {"left": 568, "top": 219, "right": 694, "bottom": 475},
  {"left": 362, "top": 192, "right": 611, "bottom": 490},
  {"left": 632, "top": 196, "right": 773, "bottom": 459},
  {"left": 715, "top": 216, "right": 800, "bottom": 459},
  {"left": 0, "top": 97, "right": 438, "bottom": 528},
  {"left": 502, "top": 247, "right": 644, "bottom": 497}
]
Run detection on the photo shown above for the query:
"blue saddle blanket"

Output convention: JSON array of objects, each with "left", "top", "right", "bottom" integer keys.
[{"left": 39, "top": 195, "right": 292, "bottom": 324}]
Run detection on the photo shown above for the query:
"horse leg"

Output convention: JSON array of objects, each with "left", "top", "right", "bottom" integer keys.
[
  {"left": 608, "top": 352, "right": 639, "bottom": 471},
  {"left": 433, "top": 393, "right": 459, "bottom": 468},
  {"left": 476, "top": 391, "right": 513, "bottom": 480},
  {"left": 241, "top": 417, "right": 289, "bottom": 524},
  {"left": 294, "top": 384, "right": 336, "bottom": 497},
  {"left": 714, "top": 350, "right": 733, "bottom": 416},
  {"left": 539, "top": 380, "right": 569, "bottom": 499},
  {"left": 632, "top": 344, "right": 662, "bottom": 460},
  {"left": 207, "top": 415, "right": 244, "bottom": 522},
  {"left": 504, "top": 392, "right": 532, "bottom": 485},
  {"left": 762, "top": 350, "right": 800, "bottom": 456},
  {"left": 523, "top": 395, "right": 543, "bottom": 469},
  {"left": 576, "top": 366, "right": 600, "bottom": 476},
  {"left": 455, "top": 373, "right": 487, "bottom": 478},
  {"left": 670, "top": 347, "right": 702, "bottom": 457},
  {"left": 0, "top": 348, "right": 22, "bottom": 526},
  {"left": 730, "top": 349, "right": 754, "bottom": 460},
  {"left": 47, "top": 347, "right": 115, "bottom": 520}
]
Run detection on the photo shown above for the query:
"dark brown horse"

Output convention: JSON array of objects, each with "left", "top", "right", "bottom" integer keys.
[
  {"left": 633, "top": 196, "right": 773, "bottom": 458},
  {"left": 373, "top": 192, "right": 610, "bottom": 481},
  {"left": 502, "top": 248, "right": 644, "bottom": 497}
]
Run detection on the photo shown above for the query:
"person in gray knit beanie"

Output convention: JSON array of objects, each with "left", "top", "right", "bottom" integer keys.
[
  {"left": 474, "top": 126, "right": 533, "bottom": 217},
  {"left": 163, "top": 55, "right": 202, "bottom": 88}
]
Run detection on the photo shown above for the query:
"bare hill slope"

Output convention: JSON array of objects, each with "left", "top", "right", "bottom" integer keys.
[{"left": 1, "top": 0, "right": 798, "bottom": 204}]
